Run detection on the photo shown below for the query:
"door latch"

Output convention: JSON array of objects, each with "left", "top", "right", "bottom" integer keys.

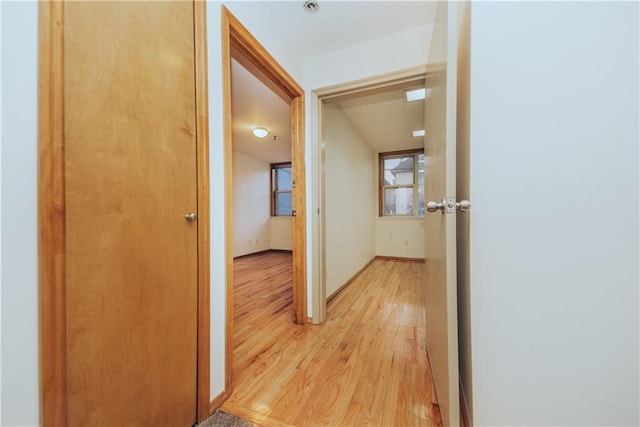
[
  {"left": 445, "top": 197, "right": 456, "bottom": 213},
  {"left": 426, "top": 198, "right": 471, "bottom": 214}
]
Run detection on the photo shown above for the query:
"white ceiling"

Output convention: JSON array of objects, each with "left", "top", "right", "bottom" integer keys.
[
  {"left": 227, "top": 1, "right": 438, "bottom": 58},
  {"left": 231, "top": 58, "right": 291, "bottom": 164},
  {"left": 333, "top": 88, "right": 425, "bottom": 153}
]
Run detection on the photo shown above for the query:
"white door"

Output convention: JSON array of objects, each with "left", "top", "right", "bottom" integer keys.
[{"left": 423, "top": 1, "right": 466, "bottom": 426}]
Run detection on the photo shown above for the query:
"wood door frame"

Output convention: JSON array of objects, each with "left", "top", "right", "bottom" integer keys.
[
  {"left": 311, "top": 65, "right": 439, "bottom": 324},
  {"left": 38, "top": 1, "right": 211, "bottom": 424},
  {"left": 220, "top": 6, "right": 307, "bottom": 396}
]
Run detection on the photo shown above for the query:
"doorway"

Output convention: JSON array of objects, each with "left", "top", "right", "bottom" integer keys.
[
  {"left": 220, "top": 7, "right": 307, "bottom": 395},
  {"left": 38, "top": 1, "right": 210, "bottom": 425},
  {"left": 228, "top": 53, "right": 296, "bottom": 396},
  {"left": 312, "top": 66, "right": 431, "bottom": 323}
]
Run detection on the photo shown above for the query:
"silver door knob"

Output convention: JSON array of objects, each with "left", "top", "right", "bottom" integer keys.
[
  {"left": 185, "top": 212, "right": 197, "bottom": 222},
  {"left": 426, "top": 200, "right": 445, "bottom": 213},
  {"left": 457, "top": 200, "right": 471, "bottom": 212}
]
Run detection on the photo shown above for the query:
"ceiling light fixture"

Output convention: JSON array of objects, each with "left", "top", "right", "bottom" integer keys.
[
  {"left": 412, "top": 129, "right": 426, "bottom": 137},
  {"left": 303, "top": 0, "right": 320, "bottom": 13},
  {"left": 405, "top": 88, "right": 426, "bottom": 102},
  {"left": 252, "top": 127, "right": 269, "bottom": 138}
]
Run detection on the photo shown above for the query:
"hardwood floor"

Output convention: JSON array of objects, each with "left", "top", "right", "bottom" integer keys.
[{"left": 223, "top": 252, "right": 442, "bottom": 426}]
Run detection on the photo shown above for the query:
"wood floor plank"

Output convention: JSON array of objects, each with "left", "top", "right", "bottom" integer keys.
[{"left": 223, "top": 252, "right": 442, "bottom": 426}]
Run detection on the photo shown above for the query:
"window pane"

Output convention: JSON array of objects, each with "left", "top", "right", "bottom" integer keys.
[
  {"left": 383, "top": 156, "right": 414, "bottom": 186},
  {"left": 384, "top": 187, "right": 413, "bottom": 215},
  {"left": 418, "top": 154, "right": 425, "bottom": 215},
  {"left": 418, "top": 187, "right": 425, "bottom": 216},
  {"left": 276, "top": 192, "right": 292, "bottom": 216},
  {"left": 276, "top": 167, "right": 292, "bottom": 191}
]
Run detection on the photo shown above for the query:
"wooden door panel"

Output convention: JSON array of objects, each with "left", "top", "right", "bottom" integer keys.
[{"left": 64, "top": 2, "right": 197, "bottom": 425}]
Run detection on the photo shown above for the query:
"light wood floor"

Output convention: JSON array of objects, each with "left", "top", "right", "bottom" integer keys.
[{"left": 223, "top": 252, "right": 441, "bottom": 427}]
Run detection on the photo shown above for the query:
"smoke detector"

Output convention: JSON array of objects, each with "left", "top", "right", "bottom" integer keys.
[{"left": 303, "top": 1, "right": 319, "bottom": 13}]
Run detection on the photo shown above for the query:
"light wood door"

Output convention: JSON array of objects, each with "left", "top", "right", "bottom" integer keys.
[
  {"left": 64, "top": 2, "right": 197, "bottom": 425},
  {"left": 423, "top": 1, "right": 462, "bottom": 426}
]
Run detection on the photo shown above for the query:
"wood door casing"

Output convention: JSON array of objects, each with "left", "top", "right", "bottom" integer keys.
[
  {"left": 220, "top": 6, "right": 307, "bottom": 399},
  {"left": 62, "top": 2, "right": 197, "bottom": 425}
]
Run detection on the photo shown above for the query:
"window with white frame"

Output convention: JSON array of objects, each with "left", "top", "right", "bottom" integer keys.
[
  {"left": 379, "top": 149, "right": 425, "bottom": 216},
  {"left": 271, "top": 163, "right": 292, "bottom": 216}
]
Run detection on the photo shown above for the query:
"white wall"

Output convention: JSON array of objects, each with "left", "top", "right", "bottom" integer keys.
[
  {"left": 232, "top": 151, "right": 271, "bottom": 257},
  {"left": 324, "top": 104, "right": 375, "bottom": 298},
  {"left": 232, "top": 150, "right": 293, "bottom": 255},
  {"left": 0, "top": 2, "right": 40, "bottom": 425},
  {"left": 469, "top": 2, "right": 639, "bottom": 425},
  {"left": 270, "top": 217, "right": 293, "bottom": 251},
  {"left": 304, "top": 25, "right": 433, "bottom": 90},
  {"left": 205, "top": 2, "right": 226, "bottom": 399},
  {"left": 232, "top": 151, "right": 292, "bottom": 256},
  {"left": 375, "top": 219, "right": 425, "bottom": 259}
]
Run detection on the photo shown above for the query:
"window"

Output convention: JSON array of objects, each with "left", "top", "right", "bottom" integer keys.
[
  {"left": 271, "top": 163, "right": 292, "bottom": 216},
  {"left": 379, "top": 149, "right": 425, "bottom": 216}
]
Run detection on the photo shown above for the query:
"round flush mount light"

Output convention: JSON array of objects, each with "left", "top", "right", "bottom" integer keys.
[
  {"left": 303, "top": 0, "right": 319, "bottom": 13},
  {"left": 252, "top": 127, "right": 269, "bottom": 138}
]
